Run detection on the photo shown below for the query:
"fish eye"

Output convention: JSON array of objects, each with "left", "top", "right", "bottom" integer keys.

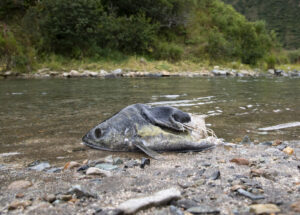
[{"left": 94, "top": 128, "right": 102, "bottom": 138}]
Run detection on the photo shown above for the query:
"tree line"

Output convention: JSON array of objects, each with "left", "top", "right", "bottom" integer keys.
[{"left": 0, "top": 0, "right": 278, "bottom": 72}]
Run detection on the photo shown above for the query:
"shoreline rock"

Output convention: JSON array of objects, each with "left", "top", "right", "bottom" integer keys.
[{"left": 1, "top": 67, "right": 299, "bottom": 79}]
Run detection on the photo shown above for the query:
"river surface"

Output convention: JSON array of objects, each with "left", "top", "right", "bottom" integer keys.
[{"left": 0, "top": 77, "right": 299, "bottom": 165}]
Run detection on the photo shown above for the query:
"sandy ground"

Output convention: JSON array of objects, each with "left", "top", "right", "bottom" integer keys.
[{"left": 0, "top": 140, "right": 300, "bottom": 215}]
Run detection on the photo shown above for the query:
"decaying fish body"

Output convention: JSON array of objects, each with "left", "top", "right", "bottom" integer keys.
[{"left": 82, "top": 104, "right": 219, "bottom": 158}]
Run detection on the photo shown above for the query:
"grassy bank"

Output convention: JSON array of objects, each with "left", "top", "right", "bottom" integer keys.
[{"left": 35, "top": 55, "right": 300, "bottom": 73}]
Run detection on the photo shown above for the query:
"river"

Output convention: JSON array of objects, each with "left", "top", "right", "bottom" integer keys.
[{"left": 0, "top": 77, "right": 299, "bottom": 165}]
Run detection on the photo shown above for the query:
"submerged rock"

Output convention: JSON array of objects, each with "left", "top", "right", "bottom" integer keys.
[{"left": 118, "top": 187, "right": 181, "bottom": 214}]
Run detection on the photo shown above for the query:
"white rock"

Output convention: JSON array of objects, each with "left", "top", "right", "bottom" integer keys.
[
  {"left": 69, "top": 70, "right": 81, "bottom": 77},
  {"left": 118, "top": 187, "right": 181, "bottom": 214},
  {"left": 86, "top": 167, "right": 112, "bottom": 177},
  {"left": 112, "top": 68, "right": 122, "bottom": 75}
]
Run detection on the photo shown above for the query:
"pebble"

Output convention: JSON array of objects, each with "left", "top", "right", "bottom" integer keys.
[
  {"left": 113, "top": 157, "right": 123, "bottom": 165},
  {"left": 66, "top": 185, "right": 97, "bottom": 199},
  {"left": 172, "top": 199, "right": 198, "bottom": 209},
  {"left": 290, "top": 200, "right": 300, "bottom": 212},
  {"left": 95, "top": 163, "right": 119, "bottom": 171},
  {"left": 124, "top": 160, "right": 139, "bottom": 168},
  {"left": 15, "top": 193, "right": 25, "bottom": 198},
  {"left": 118, "top": 187, "right": 181, "bottom": 214},
  {"left": 28, "top": 161, "right": 50, "bottom": 171},
  {"left": 140, "top": 158, "right": 150, "bottom": 169},
  {"left": 259, "top": 141, "right": 273, "bottom": 146},
  {"left": 283, "top": 147, "right": 294, "bottom": 155},
  {"left": 187, "top": 205, "right": 220, "bottom": 214},
  {"left": 240, "top": 135, "right": 251, "bottom": 144},
  {"left": 64, "top": 161, "right": 81, "bottom": 170},
  {"left": 46, "top": 167, "right": 62, "bottom": 173},
  {"left": 249, "top": 204, "right": 280, "bottom": 214},
  {"left": 43, "top": 194, "right": 56, "bottom": 203},
  {"left": 77, "top": 164, "right": 90, "bottom": 172},
  {"left": 230, "top": 158, "right": 250, "bottom": 166},
  {"left": 86, "top": 167, "right": 112, "bottom": 177},
  {"left": 56, "top": 194, "right": 72, "bottom": 201},
  {"left": 169, "top": 205, "right": 184, "bottom": 215},
  {"left": 8, "top": 180, "right": 32, "bottom": 190},
  {"left": 236, "top": 188, "right": 264, "bottom": 200},
  {"left": 272, "top": 139, "right": 282, "bottom": 146},
  {"left": 8, "top": 200, "right": 32, "bottom": 210},
  {"left": 277, "top": 143, "right": 287, "bottom": 151},
  {"left": 210, "top": 170, "right": 221, "bottom": 180}
]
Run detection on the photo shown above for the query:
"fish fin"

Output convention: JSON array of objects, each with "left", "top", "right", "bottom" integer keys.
[{"left": 133, "top": 140, "right": 163, "bottom": 160}]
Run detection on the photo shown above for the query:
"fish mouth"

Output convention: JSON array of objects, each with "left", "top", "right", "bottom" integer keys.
[
  {"left": 82, "top": 140, "right": 113, "bottom": 151},
  {"left": 82, "top": 135, "right": 116, "bottom": 151}
]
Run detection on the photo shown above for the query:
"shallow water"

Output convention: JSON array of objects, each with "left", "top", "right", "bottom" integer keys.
[{"left": 0, "top": 77, "right": 299, "bottom": 165}]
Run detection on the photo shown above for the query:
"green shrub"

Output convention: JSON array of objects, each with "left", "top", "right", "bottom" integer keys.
[
  {"left": 265, "top": 54, "right": 277, "bottom": 69},
  {"left": 287, "top": 49, "right": 300, "bottom": 64},
  {"left": 152, "top": 41, "right": 183, "bottom": 61},
  {"left": 38, "top": 0, "right": 103, "bottom": 56},
  {"left": 97, "top": 13, "right": 159, "bottom": 54},
  {"left": 0, "top": 28, "right": 34, "bottom": 72}
]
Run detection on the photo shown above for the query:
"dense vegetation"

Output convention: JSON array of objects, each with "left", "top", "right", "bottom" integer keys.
[
  {"left": 223, "top": 0, "right": 300, "bottom": 50},
  {"left": 0, "top": 0, "right": 282, "bottom": 72}
]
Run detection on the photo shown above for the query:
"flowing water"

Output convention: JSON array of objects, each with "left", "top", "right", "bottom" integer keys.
[{"left": 0, "top": 77, "right": 299, "bottom": 165}]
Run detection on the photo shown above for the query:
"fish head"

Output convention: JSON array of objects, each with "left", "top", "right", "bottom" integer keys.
[{"left": 82, "top": 120, "right": 127, "bottom": 151}]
